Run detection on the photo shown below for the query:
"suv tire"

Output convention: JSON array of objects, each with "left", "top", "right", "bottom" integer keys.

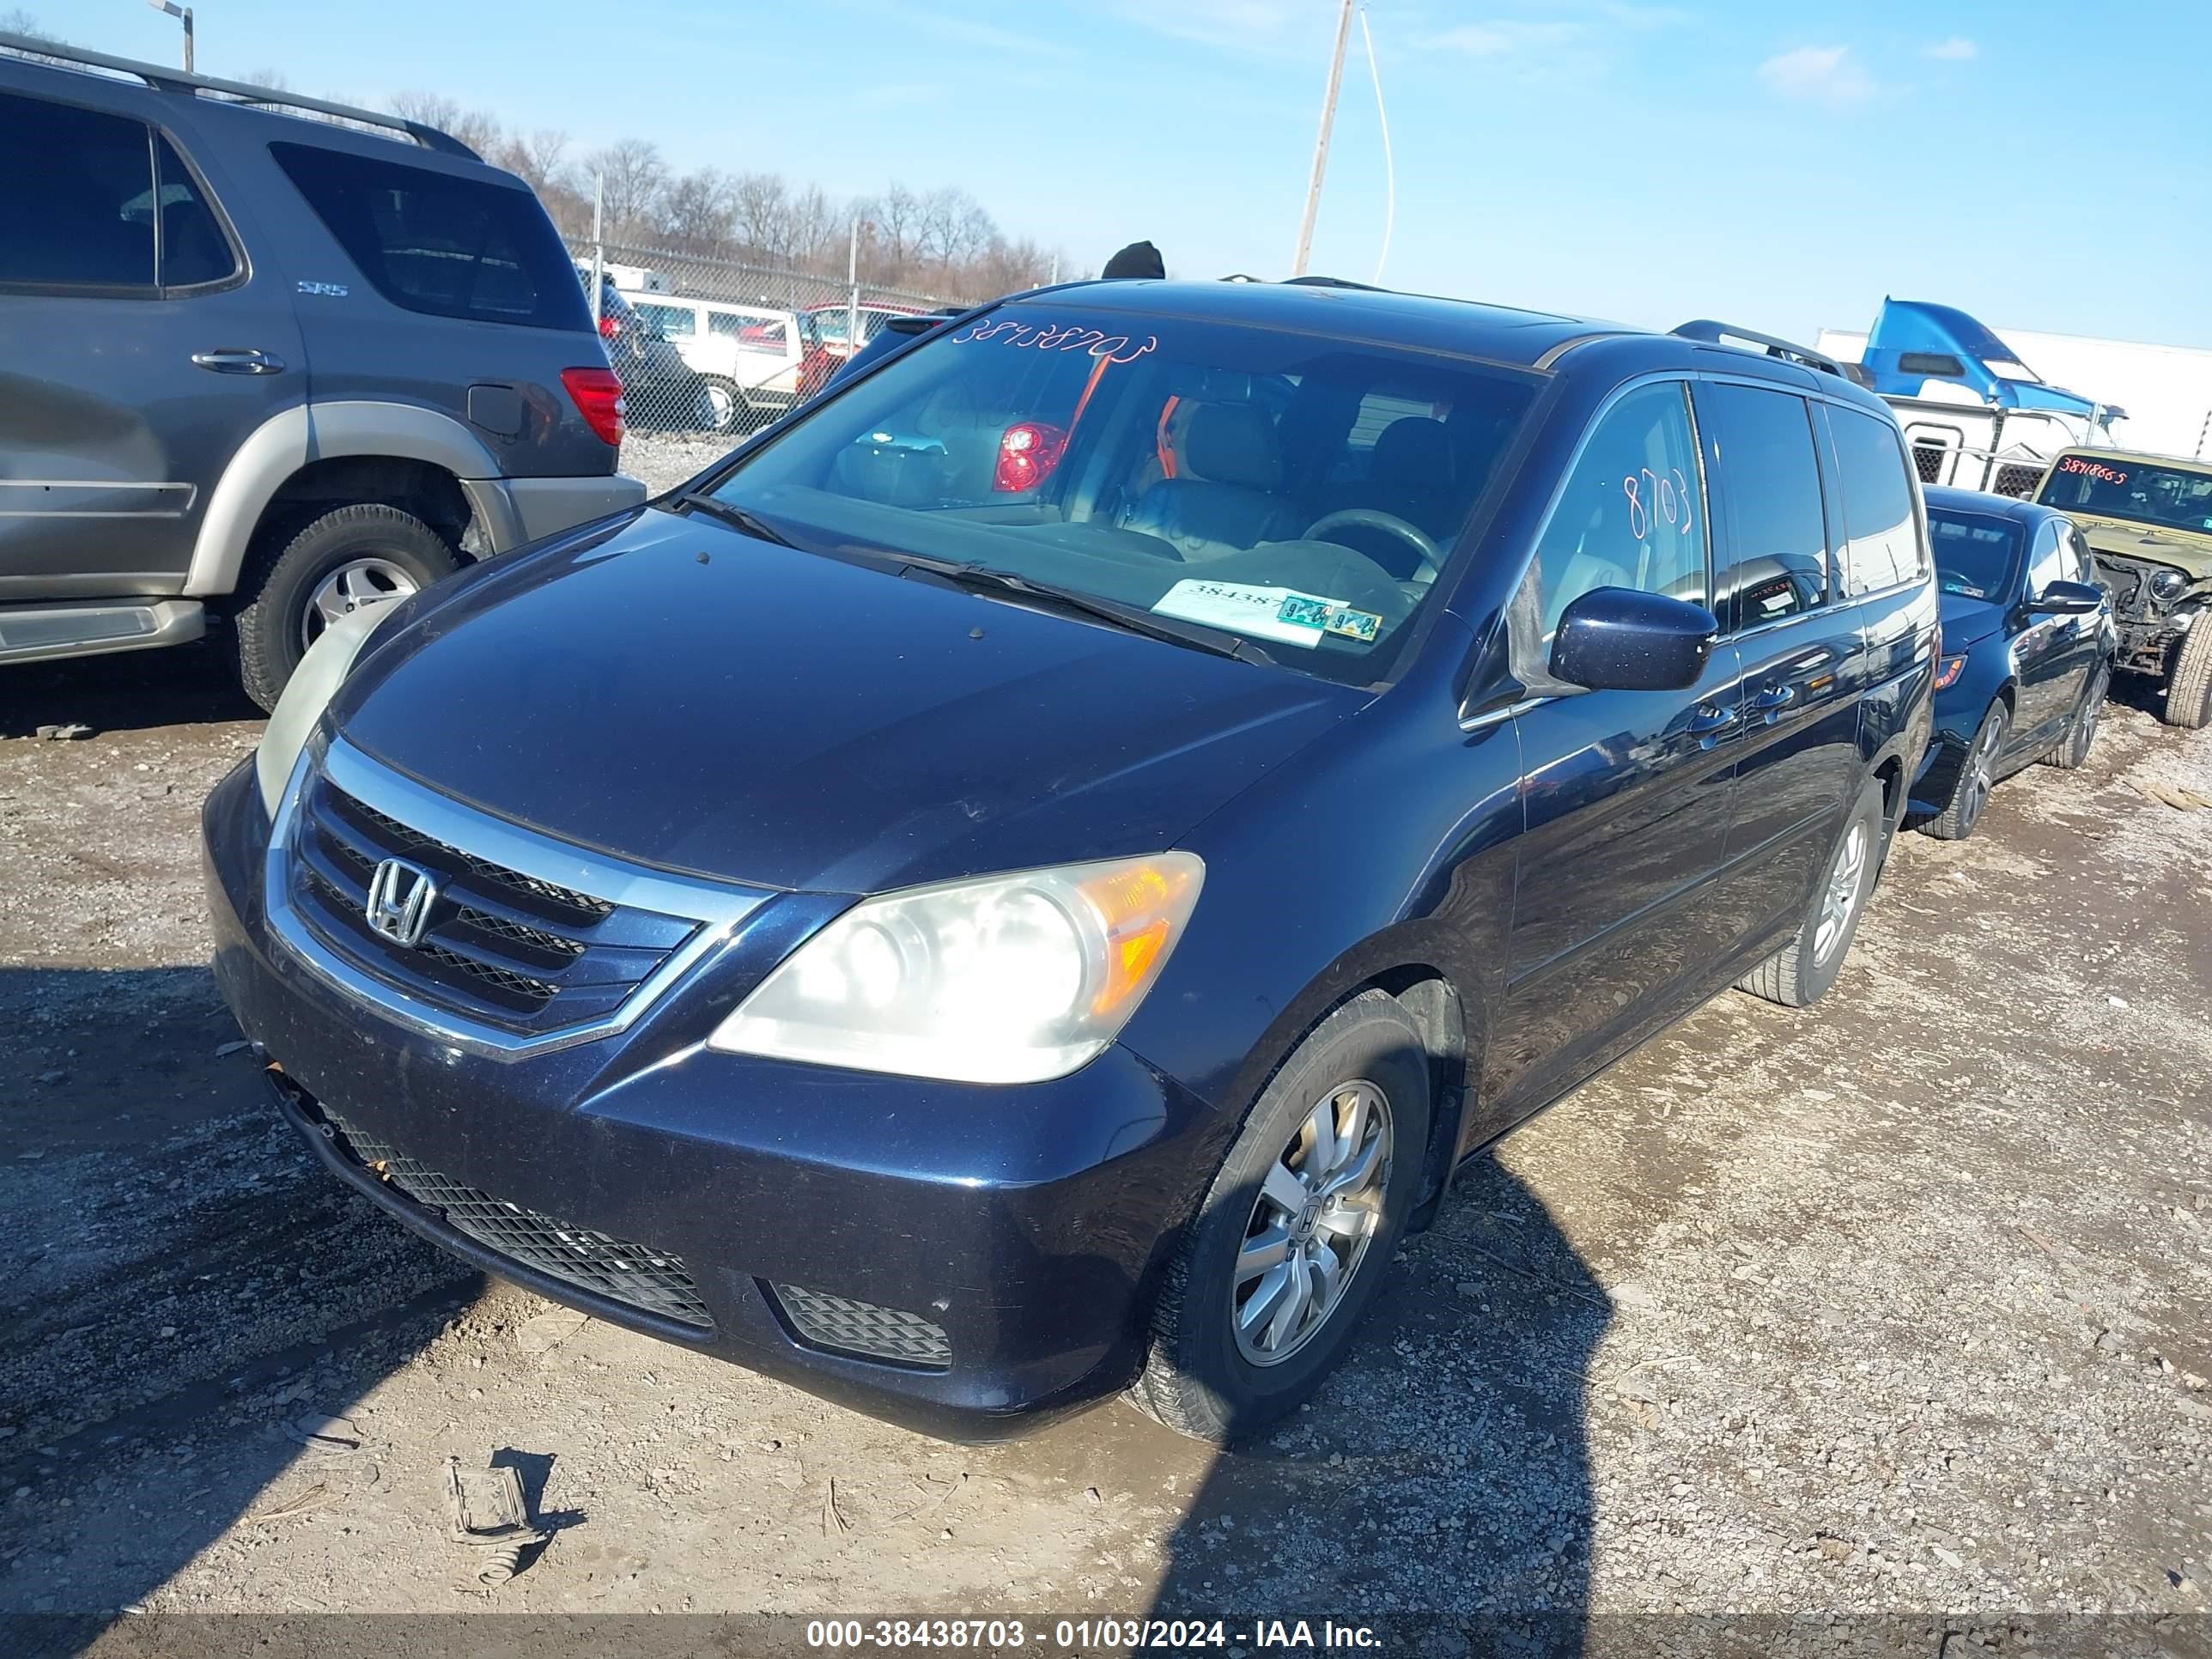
[
  {"left": 701, "top": 376, "right": 745, "bottom": 434},
  {"left": 1735, "top": 776, "right": 1885, "bottom": 1009},
  {"left": 1128, "top": 989, "right": 1431, "bottom": 1445},
  {"left": 234, "top": 504, "right": 459, "bottom": 712},
  {"left": 2166, "top": 624, "right": 2212, "bottom": 730},
  {"left": 2043, "top": 662, "right": 2110, "bottom": 769}
]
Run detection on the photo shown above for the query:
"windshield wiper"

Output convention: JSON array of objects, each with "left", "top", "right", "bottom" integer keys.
[
  {"left": 900, "top": 558, "right": 1275, "bottom": 665},
  {"left": 676, "top": 492, "right": 798, "bottom": 548}
]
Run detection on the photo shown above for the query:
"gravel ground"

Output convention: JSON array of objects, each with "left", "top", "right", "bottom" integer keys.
[
  {"left": 1, "top": 636, "right": 2207, "bottom": 1635},
  {"left": 622, "top": 430, "right": 741, "bottom": 497}
]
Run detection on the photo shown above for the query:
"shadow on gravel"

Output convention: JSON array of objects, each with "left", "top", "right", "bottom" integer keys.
[
  {"left": 0, "top": 640, "right": 260, "bottom": 740},
  {"left": 0, "top": 966, "right": 478, "bottom": 1641},
  {"left": 1146, "top": 1155, "right": 1607, "bottom": 1651}
]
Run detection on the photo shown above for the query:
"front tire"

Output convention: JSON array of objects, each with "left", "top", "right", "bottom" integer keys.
[
  {"left": 2044, "top": 661, "right": 2110, "bottom": 769},
  {"left": 1920, "top": 701, "right": 2008, "bottom": 842},
  {"left": 234, "top": 504, "right": 459, "bottom": 712},
  {"left": 1735, "top": 776, "right": 1885, "bottom": 1009},
  {"left": 2166, "top": 625, "right": 2212, "bottom": 729},
  {"left": 1128, "top": 990, "right": 1431, "bottom": 1445}
]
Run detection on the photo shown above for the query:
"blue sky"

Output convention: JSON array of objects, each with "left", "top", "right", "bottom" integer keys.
[{"left": 37, "top": 0, "right": 2212, "bottom": 347}]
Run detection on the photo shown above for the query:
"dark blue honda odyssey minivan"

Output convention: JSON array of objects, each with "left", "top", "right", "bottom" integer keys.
[{"left": 204, "top": 281, "right": 1936, "bottom": 1444}]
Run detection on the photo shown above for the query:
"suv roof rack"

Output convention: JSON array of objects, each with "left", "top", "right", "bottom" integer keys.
[
  {"left": 0, "top": 31, "right": 477, "bottom": 158},
  {"left": 1281, "top": 275, "right": 1388, "bottom": 291},
  {"left": 1671, "top": 319, "right": 1850, "bottom": 380}
]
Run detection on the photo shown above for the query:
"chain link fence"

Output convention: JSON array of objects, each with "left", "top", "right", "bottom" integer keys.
[{"left": 566, "top": 236, "right": 969, "bottom": 436}]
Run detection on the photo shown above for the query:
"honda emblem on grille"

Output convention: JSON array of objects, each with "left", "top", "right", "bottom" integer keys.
[{"left": 364, "top": 858, "right": 440, "bottom": 948}]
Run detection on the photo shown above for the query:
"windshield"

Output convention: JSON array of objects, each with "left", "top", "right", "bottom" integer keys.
[
  {"left": 2038, "top": 454, "right": 2212, "bottom": 535},
  {"left": 1926, "top": 508, "right": 2021, "bottom": 600},
  {"left": 705, "top": 301, "right": 1540, "bottom": 683}
]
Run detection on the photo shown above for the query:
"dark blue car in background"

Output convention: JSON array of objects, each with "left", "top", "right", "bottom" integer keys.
[
  {"left": 203, "top": 282, "right": 1936, "bottom": 1444},
  {"left": 1910, "top": 486, "right": 2113, "bottom": 840}
]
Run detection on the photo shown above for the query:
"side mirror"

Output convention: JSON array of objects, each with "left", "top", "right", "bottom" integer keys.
[
  {"left": 2030, "top": 579, "right": 2104, "bottom": 616},
  {"left": 1551, "top": 586, "right": 1719, "bottom": 692}
]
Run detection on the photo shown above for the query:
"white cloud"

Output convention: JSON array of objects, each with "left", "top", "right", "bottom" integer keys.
[
  {"left": 1926, "top": 37, "right": 1978, "bottom": 61},
  {"left": 1426, "top": 20, "right": 1587, "bottom": 58},
  {"left": 1758, "top": 44, "right": 1877, "bottom": 107}
]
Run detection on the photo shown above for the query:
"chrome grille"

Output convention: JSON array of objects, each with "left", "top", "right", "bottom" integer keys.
[{"left": 284, "top": 763, "right": 702, "bottom": 1033}]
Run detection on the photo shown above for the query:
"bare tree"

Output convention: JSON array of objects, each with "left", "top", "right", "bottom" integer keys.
[
  {"left": 586, "top": 138, "right": 668, "bottom": 246},
  {"left": 387, "top": 89, "right": 501, "bottom": 158},
  {"left": 0, "top": 8, "right": 50, "bottom": 38},
  {"left": 243, "top": 67, "right": 292, "bottom": 91},
  {"left": 657, "top": 167, "right": 736, "bottom": 258},
  {"left": 497, "top": 128, "right": 571, "bottom": 192}
]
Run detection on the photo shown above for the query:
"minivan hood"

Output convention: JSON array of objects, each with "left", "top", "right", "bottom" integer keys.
[{"left": 333, "top": 510, "right": 1362, "bottom": 893}]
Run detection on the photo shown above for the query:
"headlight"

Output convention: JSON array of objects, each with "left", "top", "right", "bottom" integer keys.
[
  {"left": 708, "top": 853, "right": 1204, "bottom": 1084},
  {"left": 2150, "top": 569, "right": 2188, "bottom": 603},
  {"left": 254, "top": 604, "right": 404, "bottom": 817},
  {"left": 1934, "top": 654, "right": 1966, "bottom": 690}
]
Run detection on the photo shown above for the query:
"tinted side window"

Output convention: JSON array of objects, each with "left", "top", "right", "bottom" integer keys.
[
  {"left": 151, "top": 135, "right": 237, "bottom": 287},
  {"left": 0, "top": 92, "right": 155, "bottom": 289},
  {"left": 1697, "top": 382, "right": 1828, "bottom": 629},
  {"left": 635, "top": 301, "right": 695, "bottom": 338},
  {"left": 2025, "top": 521, "right": 2067, "bottom": 596},
  {"left": 1827, "top": 407, "right": 1924, "bottom": 595},
  {"left": 270, "top": 143, "right": 589, "bottom": 331},
  {"left": 2062, "top": 523, "right": 2094, "bottom": 585},
  {"left": 1534, "top": 381, "right": 1708, "bottom": 632}
]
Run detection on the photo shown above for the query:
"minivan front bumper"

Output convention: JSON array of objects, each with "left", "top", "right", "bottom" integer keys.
[{"left": 202, "top": 758, "right": 1221, "bottom": 1439}]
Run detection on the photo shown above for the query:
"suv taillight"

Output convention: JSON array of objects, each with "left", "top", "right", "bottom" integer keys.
[
  {"left": 562, "top": 367, "right": 625, "bottom": 447},
  {"left": 994, "top": 422, "right": 1067, "bottom": 493},
  {"left": 598, "top": 313, "right": 622, "bottom": 340}
]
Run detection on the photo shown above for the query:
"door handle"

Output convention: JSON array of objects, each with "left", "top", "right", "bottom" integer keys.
[
  {"left": 1689, "top": 702, "right": 1740, "bottom": 744},
  {"left": 191, "top": 348, "right": 286, "bottom": 375}
]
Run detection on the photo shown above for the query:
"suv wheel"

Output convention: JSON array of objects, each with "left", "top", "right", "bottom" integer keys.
[
  {"left": 701, "top": 377, "right": 744, "bottom": 434},
  {"left": 2166, "top": 624, "right": 2212, "bottom": 729},
  {"left": 1735, "top": 776, "right": 1885, "bottom": 1009},
  {"left": 1128, "top": 989, "right": 1431, "bottom": 1445},
  {"left": 1920, "top": 702, "right": 2008, "bottom": 842},
  {"left": 234, "top": 504, "right": 459, "bottom": 712},
  {"left": 2044, "top": 662, "right": 2110, "bottom": 769}
]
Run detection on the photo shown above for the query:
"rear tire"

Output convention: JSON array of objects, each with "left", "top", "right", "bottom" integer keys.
[
  {"left": 1127, "top": 990, "right": 1431, "bottom": 1445},
  {"left": 234, "top": 504, "right": 458, "bottom": 713},
  {"left": 2166, "top": 625, "right": 2212, "bottom": 729},
  {"left": 1735, "top": 776, "right": 1885, "bottom": 1009},
  {"left": 701, "top": 377, "right": 744, "bottom": 434},
  {"left": 1920, "top": 701, "right": 2008, "bottom": 842},
  {"left": 2043, "top": 661, "right": 2110, "bottom": 769}
]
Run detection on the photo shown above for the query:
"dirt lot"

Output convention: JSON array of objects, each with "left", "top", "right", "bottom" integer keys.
[{"left": 3, "top": 571, "right": 2209, "bottom": 1637}]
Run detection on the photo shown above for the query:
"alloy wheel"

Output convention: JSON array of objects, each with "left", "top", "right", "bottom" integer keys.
[
  {"left": 704, "top": 383, "right": 739, "bottom": 432},
  {"left": 1231, "top": 1081, "right": 1393, "bottom": 1367},
  {"left": 2076, "top": 670, "right": 2107, "bottom": 758},
  {"left": 300, "top": 557, "right": 420, "bottom": 653},
  {"left": 1960, "top": 715, "right": 2003, "bottom": 830},
  {"left": 1811, "top": 821, "right": 1867, "bottom": 966}
]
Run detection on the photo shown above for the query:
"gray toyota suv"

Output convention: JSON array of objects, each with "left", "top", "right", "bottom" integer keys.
[{"left": 0, "top": 35, "right": 645, "bottom": 707}]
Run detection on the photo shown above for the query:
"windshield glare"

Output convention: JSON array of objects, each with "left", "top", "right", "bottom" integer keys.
[
  {"left": 2039, "top": 455, "right": 2212, "bottom": 535},
  {"left": 1926, "top": 509, "right": 2021, "bottom": 599},
  {"left": 707, "top": 303, "right": 1539, "bottom": 682}
]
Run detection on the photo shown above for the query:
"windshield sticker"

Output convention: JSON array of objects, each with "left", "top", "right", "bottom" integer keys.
[
  {"left": 1152, "top": 580, "right": 1374, "bottom": 649},
  {"left": 2057, "top": 457, "right": 2127, "bottom": 485},
  {"left": 950, "top": 319, "right": 1158, "bottom": 365},
  {"left": 1942, "top": 581, "right": 1987, "bottom": 599}
]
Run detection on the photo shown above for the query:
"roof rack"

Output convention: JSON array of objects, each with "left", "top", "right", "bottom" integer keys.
[
  {"left": 1282, "top": 275, "right": 1387, "bottom": 291},
  {"left": 1671, "top": 319, "right": 1850, "bottom": 380},
  {"left": 0, "top": 31, "right": 477, "bottom": 158}
]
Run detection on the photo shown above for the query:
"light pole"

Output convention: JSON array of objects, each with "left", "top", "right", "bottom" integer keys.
[
  {"left": 1290, "top": 0, "right": 1356, "bottom": 277},
  {"left": 147, "top": 0, "right": 194, "bottom": 72}
]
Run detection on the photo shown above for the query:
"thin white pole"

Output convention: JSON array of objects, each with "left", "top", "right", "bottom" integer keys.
[
  {"left": 847, "top": 218, "right": 861, "bottom": 350},
  {"left": 590, "top": 174, "right": 604, "bottom": 330},
  {"left": 1291, "top": 0, "right": 1357, "bottom": 277}
]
